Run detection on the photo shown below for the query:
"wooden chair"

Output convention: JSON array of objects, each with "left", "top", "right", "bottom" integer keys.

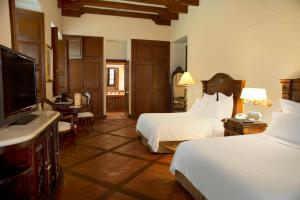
[
  {"left": 77, "top": 91, "right": 95, "bottom": 131},
  {"left": 42, "top": 99, "right": 77, "bottom": 145}
]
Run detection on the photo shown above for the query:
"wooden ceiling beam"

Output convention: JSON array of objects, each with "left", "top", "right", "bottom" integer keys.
[
  {"left": 61, "top": 0, "right": 178, "bottom": 20},
  {"left": 62, "top": 7, "right": 171, "bottom": 25},
  {"left": 177, "top": 0, "right": 199, "bottom": 6},
  {"left": 124, "top": 0, "right": 188, "bottom": 13}
]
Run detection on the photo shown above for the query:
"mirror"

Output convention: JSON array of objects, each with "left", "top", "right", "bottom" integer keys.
[{"left": 171, "top": 66, "right": 186, "bottom": 112}]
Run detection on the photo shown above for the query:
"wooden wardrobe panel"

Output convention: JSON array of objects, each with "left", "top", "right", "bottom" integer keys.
[
  {"left": 89, "top": 91, "right": 101, "bottom": 116},
  {"left": 68, "top": 60, "right": 83, "bottom": 91},
  {"left": 13, "top": 8, "right": 45, "bottom": 100},
  {"left": 16, "top": 41, "right": 41, "bottom": 64},
  {"left": 15, "top": 10, "right": 43, "bottom": 41},
  {"left": 135, "top": 44, "right": 152, "bottom": 60},
  {"left": 83, "top": 60, "right": 100, "bottom": 90},
  {"left": 152, "top": 91, "right": 167, "bottom": 113},
  {"left": 131, "top": 39, "right": 170, "bottom": 117},
  {"left": 35, "top": 69, "right": 42, "bottom": 91},
  {"left": 152, "top": 44, "right": 169, "bottom": 62},
  {"left": 135, "top": 63, "right": 152, "bottom": 90},
  {"left": 83, "top": 37, "right": 103, "bottom": 59},
  {"left": 152, "top": 63, "right": 167, "bottom": 90},
  {"left": 135, "top": 92, "right": 151, "bottom": 116}
]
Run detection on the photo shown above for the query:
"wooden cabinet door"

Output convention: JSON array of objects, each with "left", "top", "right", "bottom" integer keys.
[
  {"left": 68, "top": 59, "right": 83, "bottom": 92},
  {"left": 33, "top": 133, "right": 48, "bottom": 200},
  {"left": 82, "top": 37, "right": 103, "bottom": 117},
  {"left": 52, "top": 27, "right": 68, "bottom": 95},
  {"left": 131, "top": 40, "right": 170, "bottom": 117},
  {"left": 83, "top": 37, "right": 103, "bottom": 59},
  {"left": 13, "top": 8, "right": 45, "bottom": 101}
]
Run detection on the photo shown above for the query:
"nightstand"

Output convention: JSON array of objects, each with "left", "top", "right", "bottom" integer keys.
[{"left": 224, "top": 118, "right": 268, "bottom": 136}]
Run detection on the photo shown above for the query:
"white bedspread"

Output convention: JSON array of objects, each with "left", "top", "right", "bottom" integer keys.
[
  {"left": 170, "top": 134, "right": 300, "bottom": 200},
  {"left": 136, "top": 112, "right": 223, "bottom": 152}
]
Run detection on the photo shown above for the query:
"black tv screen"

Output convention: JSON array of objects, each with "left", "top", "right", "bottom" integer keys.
[{"left": 0, "top": 45, "right": 36, "bottom": 126}]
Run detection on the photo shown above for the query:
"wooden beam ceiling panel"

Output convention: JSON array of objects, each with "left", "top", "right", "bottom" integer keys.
[
  {"left": 61, "top": 0, "right": 178, "bottom": 20},
  {"left": 58, "top": 0, "right": 200, "bottom": 25},
  {"left": 62, "top": 7, "right": 171, "bottom": 25},
  {"left": 124, "top": 0, "right": 188, "bottom": 13}
]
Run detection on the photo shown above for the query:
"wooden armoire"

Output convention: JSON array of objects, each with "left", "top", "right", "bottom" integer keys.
[
  {"left": 10, "top": 7, "right": 45, "bottom": 101},
  {"left": 131, "top": 39, "right": 170, "bottom": 117},
  {"left": 52, "top": 33, "right": 104, "bottom": 118}
]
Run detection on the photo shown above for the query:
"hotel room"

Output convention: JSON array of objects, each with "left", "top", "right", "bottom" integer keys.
[{"left": 0, "top": 0, "right": 299, "bottom": 199}]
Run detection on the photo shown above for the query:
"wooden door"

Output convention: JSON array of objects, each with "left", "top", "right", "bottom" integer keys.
[
  {"left": 131, "top": 40, "right": 170, "bottom": 117},
  {"left": 12, "top": 8, "right": 45, "bottom": 101},
  {"left": 52, "top": 27, "right": 68, "bottom": 95}
]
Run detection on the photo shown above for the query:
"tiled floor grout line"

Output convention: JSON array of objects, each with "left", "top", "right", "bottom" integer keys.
[
  {"left": 95, "top": 155, "right": 165, "bottom": 200},
  {"left": 60, "top": 118, "right": 178, "bottom": 200}
]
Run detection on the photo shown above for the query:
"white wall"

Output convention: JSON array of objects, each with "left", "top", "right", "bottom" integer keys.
[
  {"left": 171, "top": 0, "right": 300, "bottom": 122},
  {"left": 170, "top": 43, "right": 186, "bottom": 98},
  {"left": 63, "top": 14, "right": 171, "bottom": 114},
  {"left": 170, "top": 43, "right": 186, "bottom": 74},
  {"left": 0, "top": 0, "right": 12, "bottom": 48},
  {"left": 105, "top": 40, "right": 127, "bottom": 60}
]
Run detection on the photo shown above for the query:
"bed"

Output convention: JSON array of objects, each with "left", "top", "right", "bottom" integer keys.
[
  {"left": 170, "top": 77, "right": 300, "bottom": 200},
  {"left": 136, "top": 73, "right": 245, "bottom": 153}
]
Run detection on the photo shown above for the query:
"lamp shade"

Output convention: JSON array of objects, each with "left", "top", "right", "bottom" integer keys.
[
  {"left": 178, "top": 72, "right": 196, "bottom": 86},
  {"left": 241, "top": 88, "right": 268, "bottom": 101}
]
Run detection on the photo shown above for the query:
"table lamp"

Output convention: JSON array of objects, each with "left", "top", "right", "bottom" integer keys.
[
  {"left": 178, "top": 72, "right": 196, "bottom": 109},
  {"left": 240, "top": 88, "right": 272, "bottom": 121}
]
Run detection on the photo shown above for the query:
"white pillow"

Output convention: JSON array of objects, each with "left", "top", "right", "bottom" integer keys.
[
  {"left": 279, "top": 99, "right": 300, "bottom": 114},
  {"left": 268, "top": 112, "right": 300, "bottom": 144},
  {"left": 218, "top": 92, "right": 233, "bottom": 101},
  {"left": 189, "top": 93, "right": 216, "bottom": 114},
  {"left": 202, "top": 94, "right": 233, "bottom": 120}
]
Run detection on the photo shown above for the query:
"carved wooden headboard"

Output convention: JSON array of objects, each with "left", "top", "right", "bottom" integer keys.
[
  {"left": 280, "top": 78, "right": 300, "bottom": 103},
  {"left": 202, "top": 73, "right": 246, "bottom": 116}
]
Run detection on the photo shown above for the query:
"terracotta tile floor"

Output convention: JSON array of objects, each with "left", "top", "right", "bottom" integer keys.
[{"left": 57, "top": 118, "right": 193, "bottom": 200}]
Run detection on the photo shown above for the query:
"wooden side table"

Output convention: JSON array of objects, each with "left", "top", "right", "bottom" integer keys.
[{"left": 224, "top": 118, "right": 268, "bottom": 136}]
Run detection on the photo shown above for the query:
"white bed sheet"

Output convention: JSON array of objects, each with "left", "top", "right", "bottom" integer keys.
[
  {"left": 136, "top": 112, "right": 223, "bottom": 152},
  {"left": 170, "top": 134, "right": 300, "bottom": 200}
]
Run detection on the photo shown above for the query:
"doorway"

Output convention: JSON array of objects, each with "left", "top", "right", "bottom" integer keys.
[{"left": 106, "top": 59, "right": 129, "bottom": 119}]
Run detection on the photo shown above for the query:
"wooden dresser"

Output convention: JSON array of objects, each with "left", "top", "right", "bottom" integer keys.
[
  {"left": 224, "top": 118, "right": 268, "bottom": 136},
  {"left": 0, "top": 111, "right": 62, "bottom": 200},
  {"left": 106, "top": 95, "right": 125, "bottom": 112}
]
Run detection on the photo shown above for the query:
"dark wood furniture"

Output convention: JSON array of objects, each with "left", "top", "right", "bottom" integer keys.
[
  {"left": 0, "top": 112, "right": 62, "bottom": 200},
  {"left": 9, "top": 6, "right": 46, "bottom": 101},
  {"left": 52, "top": 35, "right": 104, "bottom": 118},
  {"left": 106, "top": 95, "right": 125, "bottom": 112},
  {"left": 202, "top": 73, "right": 246, "bottom": 117},
  {"left": 280, "top": 78, "right": 300, "bottom": 103},
  {"left": 224, "top": 118, "right": 267, "bottom": 136},
  {"left": 131, "top": 39, "right": 170, "bottom": 117}
]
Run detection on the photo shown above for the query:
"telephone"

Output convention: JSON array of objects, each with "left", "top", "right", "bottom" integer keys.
[{"left": 235, "top": 113, "right": 247, "bottom": 120}]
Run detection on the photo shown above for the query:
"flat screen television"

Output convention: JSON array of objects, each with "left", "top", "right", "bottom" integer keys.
[{"left": 0, "top": 45, "right": 37, "bottom": 127}]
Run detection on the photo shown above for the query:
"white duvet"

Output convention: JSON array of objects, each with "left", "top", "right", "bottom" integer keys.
[
  {"left": 136, "top": 112, "right": 223, "bottom": 152},
  {"left": 170, "top": 134, "right": 300, "bottom": 200}
]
